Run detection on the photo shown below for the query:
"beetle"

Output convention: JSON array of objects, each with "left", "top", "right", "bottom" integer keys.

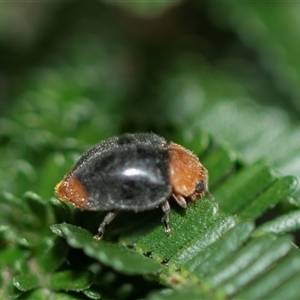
[{"left": 55, "top": 133, "right": 208, "bottom": 240}]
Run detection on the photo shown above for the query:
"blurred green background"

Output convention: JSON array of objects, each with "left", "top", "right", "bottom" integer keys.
[
  {"left": 2, "top": 2, "right": 300, "bottom": 299},
  {"left": 1, "top": 1, "right": 300, "bottom": 200}
]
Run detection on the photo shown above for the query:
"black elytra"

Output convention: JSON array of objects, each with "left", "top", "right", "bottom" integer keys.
[
  {"left": 56, "top": 133, "right": 173, "bottom": 239},
  {"left": 74, "top": 133, "right": 171, "bottom": 211},
  {"left": 55, "top": 133, "right": 208, "bottom": 240}
]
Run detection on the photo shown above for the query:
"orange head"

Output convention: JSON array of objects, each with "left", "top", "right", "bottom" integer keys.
[{"left": 168, "top": 142, "right": 208, "bottom": 207}]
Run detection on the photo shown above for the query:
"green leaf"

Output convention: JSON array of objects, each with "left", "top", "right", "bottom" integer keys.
[
  {"left": 265, "top": 272, "right": 300, "bottom": 300},
  {"left": 239, "top": 176, "right": 297, "bottom": 219},
  {"left": 36, "top": 238, "right": 68, "bottom": 273},
  {"left": 51, "top": 223, "right": 162, "bottom": 275},
  {"left": 219, "top": 235, "right": 293, "bottom": 297},
  {"left": 169, "top": 215, "right": 236, "bottom": 267},
  {"left": 206, "top": 235, "right": 277, "bottom": 288},
  {"left": 215, "top": 160, "right": 277, "bottom": 214},
  {"left": 234, "top": 249, "right": 300, "bottom": 299},
  {"left": 136, "top": 199, "right": 218, "bottom": 255},
  {"left": 257, "top": 209, "right": 300, "bottom": 235},
  {"left": 183, "top": 221, "right": 254, "bottom": 274},
  {"left": 0, "top": 247, "right": 25, "bottom": 269},
  {"left": 13, "top": 273, "right": 39, "bottom": 292},
  {"left": 49, "top": 197, "right": 73, "bottom": 224},
  {"left": 202, "top": 145, "right": 237, "bottom": 187},
  {"left": 49, "top": 270, "right": 94, "bottom": 292},
  {"left": 23, "top": 191, "right": 52, "bottom": 229},
  {"left": 83, "top": 289, "right": 102, "bottom": 300}
]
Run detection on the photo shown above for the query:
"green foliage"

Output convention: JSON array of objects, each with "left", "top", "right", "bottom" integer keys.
[
  {"left": 1, "top": 2, "right": 300, "bottom": 299},
  {"left": 51, "top": 223, "right": 162, "bottom": 275}
]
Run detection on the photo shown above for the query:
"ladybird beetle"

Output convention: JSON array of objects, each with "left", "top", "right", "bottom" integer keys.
[{"left": 55, "top": 133, "right": 208, "bottom": 240}]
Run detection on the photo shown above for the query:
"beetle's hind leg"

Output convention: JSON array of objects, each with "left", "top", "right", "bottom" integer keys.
[
  {"left": 94, "top": 211, "right": 118, "bottom": 240},
  {"left": 161, "top": 201, "right": 171, "bottom": 235}
]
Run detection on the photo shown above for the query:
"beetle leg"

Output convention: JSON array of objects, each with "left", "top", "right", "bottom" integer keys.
[
  {"left": 161, "top": 201, "right": 171, "bottom": 235},
  {"left": 172, "top": 193, "right": 187, "bottom": 208},
  {"left": 94, "top": 211, "right": 118, "bottom": 240}
]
